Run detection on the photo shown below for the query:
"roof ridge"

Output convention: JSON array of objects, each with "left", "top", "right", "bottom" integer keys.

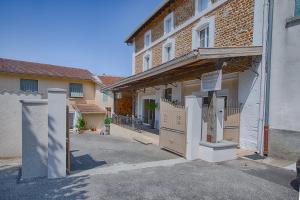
[{"left": 0, "top": 57, "right": 92, "bottom": 73}]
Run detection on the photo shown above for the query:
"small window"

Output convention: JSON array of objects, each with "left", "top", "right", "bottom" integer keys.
[
  {"left": 166, "top": 46, "right": 172, "bottom": 61},
  {"left": 197, "top": 0, "right": 209, "bottom": 13},
  {"left": 20, "top": 79, "right": 38, "bottom": 92},
  {"left": 296, "top": 0, "right": 300, "bottom": 16},
  {"left": 162, "top": 39, "right": 175, "bottom": 63},
  {"left": 198, "top": 26, "right": 209, "bottom": 48},
  {"left": 143, "top": 51, "right": 152, "bottom": 71},
  {"left": 103, "top": 90, "right": 109, "bottom": 102},
  {"left": 144, "top": 55, "right": 150, "bottom": 70},
  {"left": 164, "top": 13, "right": 174, "bottom": 34},
  {"left": 69, "top": 83, "right": 83, "bottom": 98},
  {"left": 164, "top": 88, "right": 172, "bottom": 101},
  {"left": 144, "top": 30, "right": 151, "bottom": 48}
]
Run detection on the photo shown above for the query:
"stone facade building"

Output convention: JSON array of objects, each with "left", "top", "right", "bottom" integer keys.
[{"left": 106, "top": 0, "right": 268, "bottom": 157}]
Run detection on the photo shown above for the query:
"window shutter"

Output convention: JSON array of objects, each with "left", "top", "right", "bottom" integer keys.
[{"left": 296, "top": 0, "right": 300, "bottom": 16}]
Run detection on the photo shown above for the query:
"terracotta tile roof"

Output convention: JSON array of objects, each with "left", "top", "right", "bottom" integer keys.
[
  {"left": 0, "top": 58, "right": 94, "bottom": 81},
  {"left": 98, "top": 75, "right": 124, "bottom": 86},
  {"left": 74, "top": 104, "right": 106, "bottom": 114}
]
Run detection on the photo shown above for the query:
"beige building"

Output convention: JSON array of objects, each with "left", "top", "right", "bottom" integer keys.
[{"left": 0, "top": 57, "right": 106, "bottom": 131}]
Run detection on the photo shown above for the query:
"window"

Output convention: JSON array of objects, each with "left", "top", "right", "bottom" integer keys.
[
  {"left": 20, "top": 79, "right": 38, "bottom": 92},
  {"left": 103, "top": 90, "right": 109, "bottom": 102},
  {"left": 198, "top": 26, "right": 209, "bottom": 48},
  {"left": 196, "top": 0, "right": 209, "bottom": 13},
  {"left": 192, "top": 17, "right": 214, "bottom": 49},
  {"left": 162, "top": 38, "right": 175, "bottom": 63},
  {"left": 164, "top": 13, "right": 174, "bottom": 34},
  {"left": 164, "top": 88, "right": 172, "bottom": 101},
  {"left": 144, "top": 30, "right": 151, "bottom": 48},
  {"left": 296, "top": 0, "right": 300, "bottom": 16},
  {"left": 69, "top": 83, "right": 83, "bottom": 98},
  {"left": 143, "top": 51, "right": 152, "bottom": 71}
]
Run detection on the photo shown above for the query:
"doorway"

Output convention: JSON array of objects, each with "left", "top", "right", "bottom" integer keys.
[{"left": 143, "top": 99, "right": 155, "bottom": 125}]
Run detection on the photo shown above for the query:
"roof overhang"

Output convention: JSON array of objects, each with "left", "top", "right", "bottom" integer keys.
[
  {"left": 73, "top": 104, "right": 106, "bottom": 114},
  {"left": 104, "top": 46, "right": 263, "bottom": 91}
]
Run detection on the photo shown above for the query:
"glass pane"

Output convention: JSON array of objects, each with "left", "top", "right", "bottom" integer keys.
[
  {"left": 20, "top": 79, "right": 38, "bottom": 92},
  {"left": 69, "top": 83, "right": 83, "bottom": 97},
  {"left": 103, "top": 90, "right": 108, "bottom": 102},
  {"left": 165, "top": 18, "right": 172, "bottom": 33},
  {"left": 166, "top": 46, "right": 171, "bottom": 61},
  {"left": 145, "top": 34, "right": 150, "bottom": 47},
  {"left": 199, "top": 29, "right": 206, "bottom": 47},
  {"left": 296, "top": 0, "right": 300, "bottom": 16},
  {"left": 198, "top": 0, "right": 208, "bottom": 12},
  {"left": 206, "top": 27, "right": 209, "bottom": 47}
]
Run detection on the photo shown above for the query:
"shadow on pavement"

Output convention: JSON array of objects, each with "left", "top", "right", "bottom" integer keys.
[
  {"left": 71, "top": 153, "right": 107, "bottom": 174},
  {"left": 290, "top": 179, "right": 299, "bottom": 192}
]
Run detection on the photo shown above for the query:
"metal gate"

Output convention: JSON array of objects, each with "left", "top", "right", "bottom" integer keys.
[
  {"left": 223, "top": 105, "right": 240, "bottom": 144},
  {"left": 159, "top": 99, "right": 186, "bottom": 157}
]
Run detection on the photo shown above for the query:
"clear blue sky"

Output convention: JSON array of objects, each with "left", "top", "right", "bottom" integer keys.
[{"left": 0, "top": 0, "right": 163, "bottom": 76}]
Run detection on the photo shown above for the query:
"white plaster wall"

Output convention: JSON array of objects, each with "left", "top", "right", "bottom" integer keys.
[
  {"left": 21, "top": 100, "right": 48, "bottom": 179},
  {"left": 0, "top": 91, "right": 42, "bottom": 158},
  {"left": 238, "top": 66, "right": 261, "bottom": 151},
  {"left": 269, "top": 0, "right": 300, "bottom": 132}
]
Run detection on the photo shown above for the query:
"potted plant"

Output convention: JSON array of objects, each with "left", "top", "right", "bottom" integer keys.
[
  {"left": 104, "top": 117, "right": 112, "bottom": 135},
  {"left": 145, "top": 101, "right": 158, "bottom": 129},
  {"left": 76, "top": 115, "right": 86, "bottom": 134}
]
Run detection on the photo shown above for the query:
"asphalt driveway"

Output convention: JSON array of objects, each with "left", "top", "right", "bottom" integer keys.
[
  {"left": 0, "top": 158, "right": 298, "bottom": 200},
  {"left": 0, "top": 133, "right": 298, "bottom": 200},
  {"left": 70, "top": 133, "right": 178, "bottom": 173}
]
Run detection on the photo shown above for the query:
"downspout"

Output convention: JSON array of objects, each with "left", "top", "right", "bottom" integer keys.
[{"left": 263, "top": 0, "right": 274, "bottom": 156}]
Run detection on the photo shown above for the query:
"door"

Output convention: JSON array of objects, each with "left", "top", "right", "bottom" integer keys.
[{"left": 143, "top": 99, "right": 155, "bottom": 124}]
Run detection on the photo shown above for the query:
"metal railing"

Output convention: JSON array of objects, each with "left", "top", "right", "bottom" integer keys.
[{"left": 112, "top": 114, "right": 143, "bottom": 133}]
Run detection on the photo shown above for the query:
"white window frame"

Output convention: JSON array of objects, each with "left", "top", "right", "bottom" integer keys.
[
  {"left": 162, "top": 38, "right": 175, "bottom": 63},
  {"left": 192, "top": 16, "right": 215, "bottom": 49},
  {"left": 143, "top": 50, "right": 152, "bottom": 71},
  {"left": 195, "top": 0, "right": 212, "bottom": 15},
  {"left": 69, "top": 83, "right": 84, "bottom": 98},
  {"left": 164, "top": 12, "right": 174, "bottom": 35},
  {"left": 144, "top": 30, "right": 152, "bottom": 48}
]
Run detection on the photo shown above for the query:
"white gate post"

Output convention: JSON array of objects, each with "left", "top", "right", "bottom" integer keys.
[
  {"left": 47, "top": 88, "right": 67, "bottom": 178},
  {"left": 185, "top": 95, "right": 202, "bottom": 160}
]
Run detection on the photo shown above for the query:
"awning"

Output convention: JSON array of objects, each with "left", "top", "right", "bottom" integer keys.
[
  {"left": 74, "top": 104, "right": 106, "bottom": 114},
  {"left": 104, "top": 46, "right": 262, "bottom": 91}
]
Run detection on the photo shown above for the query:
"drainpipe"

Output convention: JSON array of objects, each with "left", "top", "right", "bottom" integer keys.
[{"left": 263, "top": 0, "right": 274, "bottom": 156}]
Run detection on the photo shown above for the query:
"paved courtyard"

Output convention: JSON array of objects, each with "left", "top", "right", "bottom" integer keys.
[
  {"left": 0, "top": 134, "right": 298, "bottom": 200},
  {"left": 70, "top": 133, "right": 177, "bottom": 173}
]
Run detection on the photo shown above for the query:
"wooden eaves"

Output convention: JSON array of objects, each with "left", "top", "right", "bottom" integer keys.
[{"left": 104, "top": 46, "right": 263, "bottom": 91}]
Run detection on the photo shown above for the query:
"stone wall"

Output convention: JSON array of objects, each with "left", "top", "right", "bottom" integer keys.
[{"left": 134, "top": 0, "right": 255, "bottom": 73}]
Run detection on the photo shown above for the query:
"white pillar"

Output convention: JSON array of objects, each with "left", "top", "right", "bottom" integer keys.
[
  {"left": 21, "top": 99, "right": 48, "bottom": 179},
  {"left": 185, "top": 96, "right": 202, "bottom": 160},
  {"left": 47, "top": 88, "right": 67, "bottom": 178}
]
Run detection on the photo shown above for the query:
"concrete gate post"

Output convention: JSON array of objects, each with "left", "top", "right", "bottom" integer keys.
[
  {"left": 20, "top": 99, "right": 48, "bottom": 179},
  {"left": 47, "top": 88, "right": 67, "bottom": 178},
  {"left": 185, "top": 96, "right": 202, "bottom": 160}
]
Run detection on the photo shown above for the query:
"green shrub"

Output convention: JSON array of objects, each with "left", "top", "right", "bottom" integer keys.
[
  {"left": 104, "top": 117, "right": 112, "bottom": 125},
  {"left": 76, "top": 116, "right": 86, "bottom": 130}
]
